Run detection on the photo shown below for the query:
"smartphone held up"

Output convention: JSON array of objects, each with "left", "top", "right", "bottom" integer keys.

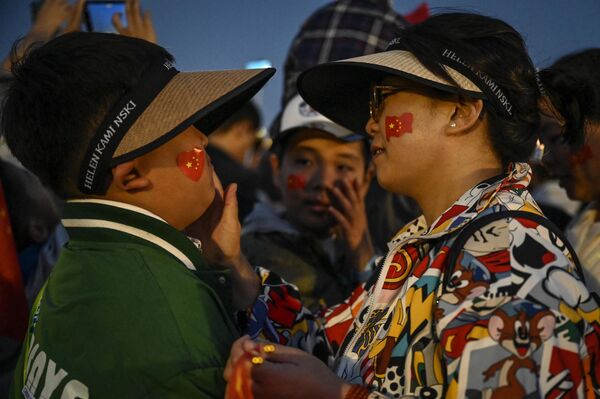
[
  {"left": 84, "top": 1, "right": 126, "bottom": 33},
  {"left": 30, "top": 0, "right": 126, "bottom": 34}
]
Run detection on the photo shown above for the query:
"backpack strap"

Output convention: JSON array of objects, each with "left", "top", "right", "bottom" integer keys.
[{"left": 444, "top": 210, "right": 585, "bottom": 290}]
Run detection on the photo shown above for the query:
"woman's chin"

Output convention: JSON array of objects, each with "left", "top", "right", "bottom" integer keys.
[{"left": 376, "top": 174, "right": 405, "bottom": 195}]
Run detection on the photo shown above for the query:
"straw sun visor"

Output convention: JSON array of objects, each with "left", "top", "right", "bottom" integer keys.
[
  {"left": 112, "top": 68, "right": 275, "bottom": 164},
  {"left": 297, "top": 50, "right": 484, "bottom": 135}
]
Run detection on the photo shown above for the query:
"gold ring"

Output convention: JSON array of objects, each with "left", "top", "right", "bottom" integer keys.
[
  {"left": 251, "top": 356, "right": 264, "bottom": 365},
  {"left": 263, "top": 344, "right": 275, "bottom": 353}
]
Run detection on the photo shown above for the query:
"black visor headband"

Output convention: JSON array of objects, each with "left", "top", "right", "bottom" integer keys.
[
  {"left": 386, "top": 39, "right": 514, "bottom": 118},
  {"left": 78, "top": 60, "right": 178, "bottom": 194}
]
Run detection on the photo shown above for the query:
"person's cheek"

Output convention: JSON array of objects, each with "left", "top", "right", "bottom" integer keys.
[
  {"left": 569, "top": 144, "right": 594, "bottom": 168},
  {"left": 385, "top": 113, "right": 413, "bottom": 141},
  {"left": 286, "top": 173, "right": 306, "bottom": 191},
  {"left": 177, "top": 147, "right": 205, "bottom": 181}
]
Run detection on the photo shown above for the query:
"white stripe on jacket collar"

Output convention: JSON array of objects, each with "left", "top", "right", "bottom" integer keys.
[
  {"left": 63, "top": 199, "right": 196, "bottom": 271},
  {"left": 67, "top": 199, "right": 167, "bottom": 223}
]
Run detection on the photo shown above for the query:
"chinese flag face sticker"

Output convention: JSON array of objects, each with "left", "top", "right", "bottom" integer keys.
[
  {"left": 385, "top": 113, "right": 413, "bottom": 141},
  {"left": 177, "top": 147, "right": 205, "bottom": 181},
  {"left": 287, "top": 174, "right": 306, "bottom": 190}
]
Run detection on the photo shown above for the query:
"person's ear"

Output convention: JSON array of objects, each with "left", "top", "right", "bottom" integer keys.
[
  {"left": 111, "top": 160, "right": 152, "bottom": 193},
  {"left": 269, "top": 153, "right": 281, "bottom": 189},
  {"left": 447, "top": 99, "right": 485, "bottom": 135}
]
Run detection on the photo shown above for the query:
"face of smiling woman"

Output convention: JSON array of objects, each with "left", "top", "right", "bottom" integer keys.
[{"left": 364, "top": 77, "right": 456, "bottom": 197}]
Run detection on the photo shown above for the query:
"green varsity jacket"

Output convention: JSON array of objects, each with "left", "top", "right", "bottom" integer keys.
[{"left": 11, "top": 199, "right": 238, "bottom": 399}]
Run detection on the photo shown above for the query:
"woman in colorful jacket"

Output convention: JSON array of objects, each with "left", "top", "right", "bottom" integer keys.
[{"left": 225, "top": 12, "right": 600, "bottom": 399}]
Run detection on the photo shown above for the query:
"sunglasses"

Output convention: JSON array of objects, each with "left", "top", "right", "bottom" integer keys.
[
  {"left": 369, "top": 85, "right": 407, "bottom": 122},
  {"left": 369, "top": 83, "right": 468, "bottom": 123}
]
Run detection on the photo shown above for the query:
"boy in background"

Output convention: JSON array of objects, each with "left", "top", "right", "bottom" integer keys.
[{"left": 242, "top": 95, "right": 374, "bottom": 309}]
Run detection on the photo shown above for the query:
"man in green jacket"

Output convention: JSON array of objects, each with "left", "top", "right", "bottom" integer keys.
[{"left": 2, "top": 32, "right": 273, "bottom": 398}]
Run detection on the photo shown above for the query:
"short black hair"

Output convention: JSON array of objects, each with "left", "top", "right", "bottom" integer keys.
[
  {"left": 1, "top": 32, "right": 173, "bottom": 198},
  {"left": 214, "top": 100, "right": 261, "bottom": 133},
  {"left": 392, "top": 12, "right": 540, "bottom": 166},
  {"left": 539, "top": 49, "right": 600, "bottom": 146}
]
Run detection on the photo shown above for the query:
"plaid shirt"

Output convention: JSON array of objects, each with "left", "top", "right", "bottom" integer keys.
[{"left": 282, "top": 0, "right": 408, "bottom": 105}]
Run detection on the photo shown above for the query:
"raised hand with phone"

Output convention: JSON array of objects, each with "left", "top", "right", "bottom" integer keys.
[
  {"left": 2, "top": 0, "right": 84, "bottom": 71},
  {"left": 84, "top": 0, "right": 155, "bottom": 42},
  {"left": 3, "top": 0, "right": 155, "bottom": 72},
  {"left": 111, "top": 0, "right": 156, "bottom": 43}
]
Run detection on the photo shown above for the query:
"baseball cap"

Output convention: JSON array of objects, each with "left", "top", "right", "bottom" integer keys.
[{"left": 275, "top": 94, "right": 363, "bottom": 145}]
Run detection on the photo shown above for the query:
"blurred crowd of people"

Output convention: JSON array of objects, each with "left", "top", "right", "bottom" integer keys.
[{"left": 0, "top": 0, "right": 598, "bottom": 398}]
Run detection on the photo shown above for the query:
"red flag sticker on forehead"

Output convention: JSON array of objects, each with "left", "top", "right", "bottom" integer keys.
[
  {"left": 385, "top": 114, "right": 413, "bottom": 141},
  {"left": 177, "top": 148, "right": 205, "bottom": 181}
]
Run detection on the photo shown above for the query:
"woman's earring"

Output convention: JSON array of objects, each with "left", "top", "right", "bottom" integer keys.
[{"left": 449, "top": 121, "right": 457, "bottom": 128}]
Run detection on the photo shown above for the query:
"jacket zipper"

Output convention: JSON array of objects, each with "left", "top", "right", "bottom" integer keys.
[{"left": 336, "top": 239, "right": 400, "bottom": 373}]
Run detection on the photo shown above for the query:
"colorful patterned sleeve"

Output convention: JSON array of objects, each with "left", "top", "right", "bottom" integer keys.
[
  {"left": 244, "top": 266, "right": 369, "bottom": 363},
  {"left": 435, "top": 216, "right": 600, "bottom": 398}
]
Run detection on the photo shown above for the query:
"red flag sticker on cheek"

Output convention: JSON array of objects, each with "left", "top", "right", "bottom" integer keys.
[
  {"left": 287, "top": 174, "right": 306, "bottom": 190},
  {"left": 385, "top": 113, "right": 413, "bottom": 141},
  {"left": 177, "top": 147, "right": 205, "bottom": 181},
  {"left": 569, "top": 144, "right": 594, "bottom": 167}
]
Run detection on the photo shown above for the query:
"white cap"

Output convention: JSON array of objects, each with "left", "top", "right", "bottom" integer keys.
[{"left": 279, "top": 94, "right": 362, "bottom": 141}]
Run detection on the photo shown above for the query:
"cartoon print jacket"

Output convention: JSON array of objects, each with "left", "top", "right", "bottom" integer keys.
[{"left": 246, "top": 163, "right": 600, "bottom": 398}]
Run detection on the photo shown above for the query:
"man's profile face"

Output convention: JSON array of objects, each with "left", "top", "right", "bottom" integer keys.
[{"left": 274, "top": 128, "right": 367, "bottom": 235}]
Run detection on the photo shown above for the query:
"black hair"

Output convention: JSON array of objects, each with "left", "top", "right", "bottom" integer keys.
[
  {"left": 1, "top": 32, "right": 173, "bottom": 198},
  {"left": 214, "top": 100, "right": 261, "bottom": 133},
  {"left": 539, "top": 49, "right": 600, "bottom": 146},
  {"left": 392, "top": 12, "right": 540, "bottom": 166}
]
